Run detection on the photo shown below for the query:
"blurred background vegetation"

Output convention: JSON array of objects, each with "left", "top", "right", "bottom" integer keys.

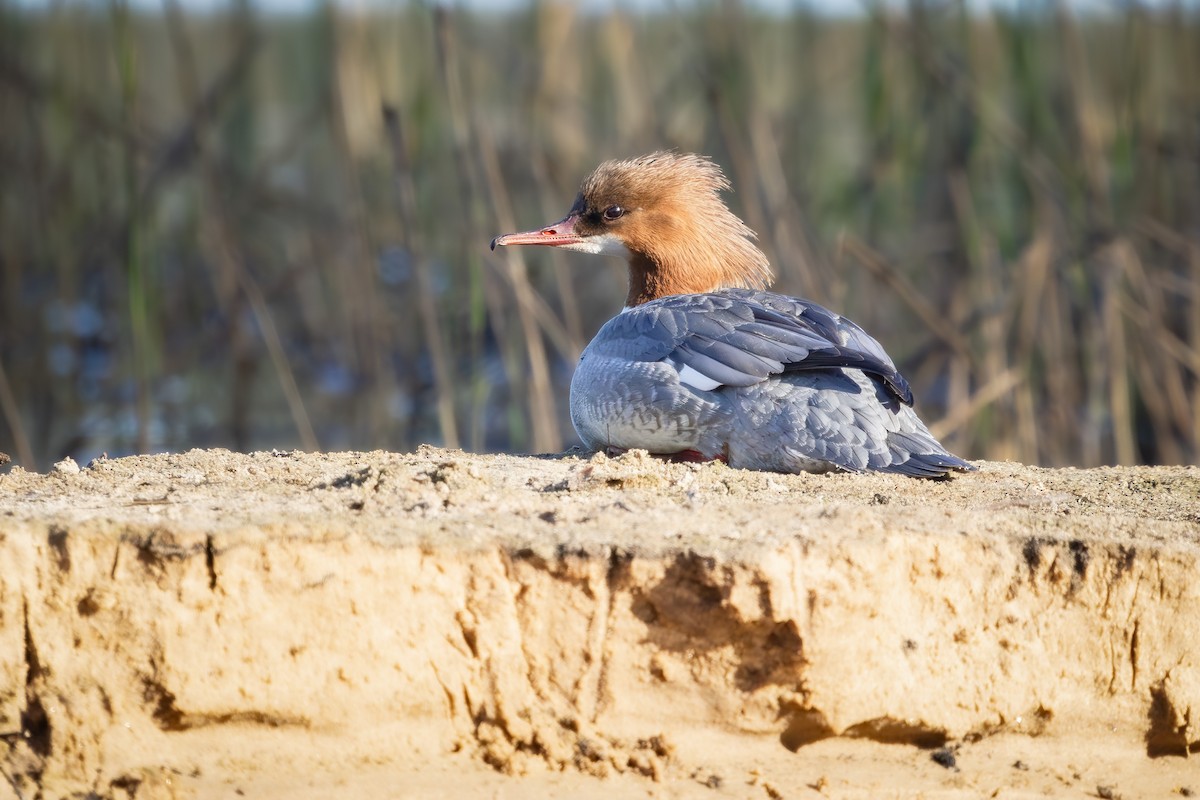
[{"left": 0, "top": 0, "right": 1197, "bottom": 472}]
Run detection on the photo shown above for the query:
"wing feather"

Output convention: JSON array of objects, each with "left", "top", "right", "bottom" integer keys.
[
  {"left": 591, "top": 290, "right": 915, "bottom": 405},
  {"left": 588, "top": 289, "right": 907, "bottom": 407}
]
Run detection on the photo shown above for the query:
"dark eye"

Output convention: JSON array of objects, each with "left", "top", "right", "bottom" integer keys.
[{"left": 602, "top": 205, "right": 625, "bottom": 221}]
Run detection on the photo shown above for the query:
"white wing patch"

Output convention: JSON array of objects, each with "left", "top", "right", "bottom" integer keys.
[{"left": 677, "top": 364, "right": 723, "bottom": 391}]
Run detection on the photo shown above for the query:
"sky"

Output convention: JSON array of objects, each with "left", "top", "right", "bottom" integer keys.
[{"left": 9, "top": 0, "right": 1199, "bottom": 16}]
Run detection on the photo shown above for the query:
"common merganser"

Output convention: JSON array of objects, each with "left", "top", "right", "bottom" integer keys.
[{"left": 491, "top": 152, "right": 973, "bottom": 477}]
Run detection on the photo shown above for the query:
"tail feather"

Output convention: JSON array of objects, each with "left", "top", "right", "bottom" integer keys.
[{"left": 882, "top": 430, "right": 975, "bottom": 477}]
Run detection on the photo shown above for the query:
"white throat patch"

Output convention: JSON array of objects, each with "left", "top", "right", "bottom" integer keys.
[{"left": 558, "top": 234, "right": 631, "bottom": 259}]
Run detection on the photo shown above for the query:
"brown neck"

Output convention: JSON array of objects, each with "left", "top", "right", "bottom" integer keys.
[
  {"left": 625, "top": 253, "right": 715, "bottom": 307},
  {"left": 624, "top": 245, "right": 773, "bottom": 307},
  {"left": 625, "top": 254, "right": 667, "bottom": 307}
]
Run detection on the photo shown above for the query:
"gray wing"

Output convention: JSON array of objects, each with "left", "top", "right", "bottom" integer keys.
[{"left": 590, "top": 290, "right": 914, "bottom": 405}]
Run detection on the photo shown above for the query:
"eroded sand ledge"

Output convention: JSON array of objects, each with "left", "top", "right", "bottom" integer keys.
[{"left": 1, "top": 448, "right": 1198, "bottom": 799}]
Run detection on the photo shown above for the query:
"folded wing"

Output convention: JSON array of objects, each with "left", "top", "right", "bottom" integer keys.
[{"left": 595, "top": 289, "right": 914, "bottom": 405}]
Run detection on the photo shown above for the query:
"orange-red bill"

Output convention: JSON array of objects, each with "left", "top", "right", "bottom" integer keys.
[{"left": 490, "top": 215, "right": 582, "bottom": 250}]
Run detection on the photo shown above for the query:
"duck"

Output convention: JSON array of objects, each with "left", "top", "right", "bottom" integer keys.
[{"left": 491, "top": 151, "right": 973, "bottom": 477}]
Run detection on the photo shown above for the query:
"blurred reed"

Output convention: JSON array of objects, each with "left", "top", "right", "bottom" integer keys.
[{"left": 0, "top": 0, "right": 1196, "bottom": 471}]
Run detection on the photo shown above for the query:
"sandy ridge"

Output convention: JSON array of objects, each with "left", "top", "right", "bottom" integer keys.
[{"left": 0, "top": 448, "right": 1197, "bottom": 798}]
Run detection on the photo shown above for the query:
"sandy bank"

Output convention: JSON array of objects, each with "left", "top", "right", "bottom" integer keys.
[{"left": 1, "top": 448, "right": 1197, "bottom": 798}]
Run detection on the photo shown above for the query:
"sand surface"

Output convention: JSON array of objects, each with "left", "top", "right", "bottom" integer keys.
[{"left": 0, "top": 447, "right": 1197, "bottom": 799}]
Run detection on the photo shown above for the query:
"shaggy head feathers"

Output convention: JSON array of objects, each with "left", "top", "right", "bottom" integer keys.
[{"left": 574, "top": 152, "right": 774, "bottom": 306}]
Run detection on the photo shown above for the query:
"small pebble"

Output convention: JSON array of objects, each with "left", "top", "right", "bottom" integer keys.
[{"left": 52, "top": 457, "right": 80, "bottom": 475}]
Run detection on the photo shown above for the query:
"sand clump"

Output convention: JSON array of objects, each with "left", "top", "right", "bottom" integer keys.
[{"left": 0, "top": 447, "right": 1197, "bottom": 798}]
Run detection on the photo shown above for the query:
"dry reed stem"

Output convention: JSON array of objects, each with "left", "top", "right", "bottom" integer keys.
[
  {"left": 235, "top": 262, "right": 320, "bottom": 451},
  {"left": 840, "top": 233, "right": 974, "bottom": 365},
  {"left": 749, "top": 114, "right": 825, "bottom": 301},
  {"left": 476, "top": 121, "right": 576, "bottom": 362},
  {"left": 1101, "top": 249, "right": 1136, "bottom": 466},
  {"left": 530, "top": 150, "right": 586, "bottom": 357},
  {"left": 929, "top": 368, "right": 1022, "bottom": 442},
  {"left": 1138, "top": 218, "right": 1200, "bottom": 457},
  {"left": 433, "top": 8, "right": 561, "bottom": 452},
  {"left": 330, "top": 11, "right": 394, "bottom": 444},
  {"left": 382, "top": 105, "right": 460, "bottom": 450},
  {"left": 0, "top": 359, "right": 35, "bottom": 471},
  {"left": 477, "top": 127, "right": 561, "bottom": 454},
  {"left": 163, "top": 1, "right": 318, "bottom": 452}
]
